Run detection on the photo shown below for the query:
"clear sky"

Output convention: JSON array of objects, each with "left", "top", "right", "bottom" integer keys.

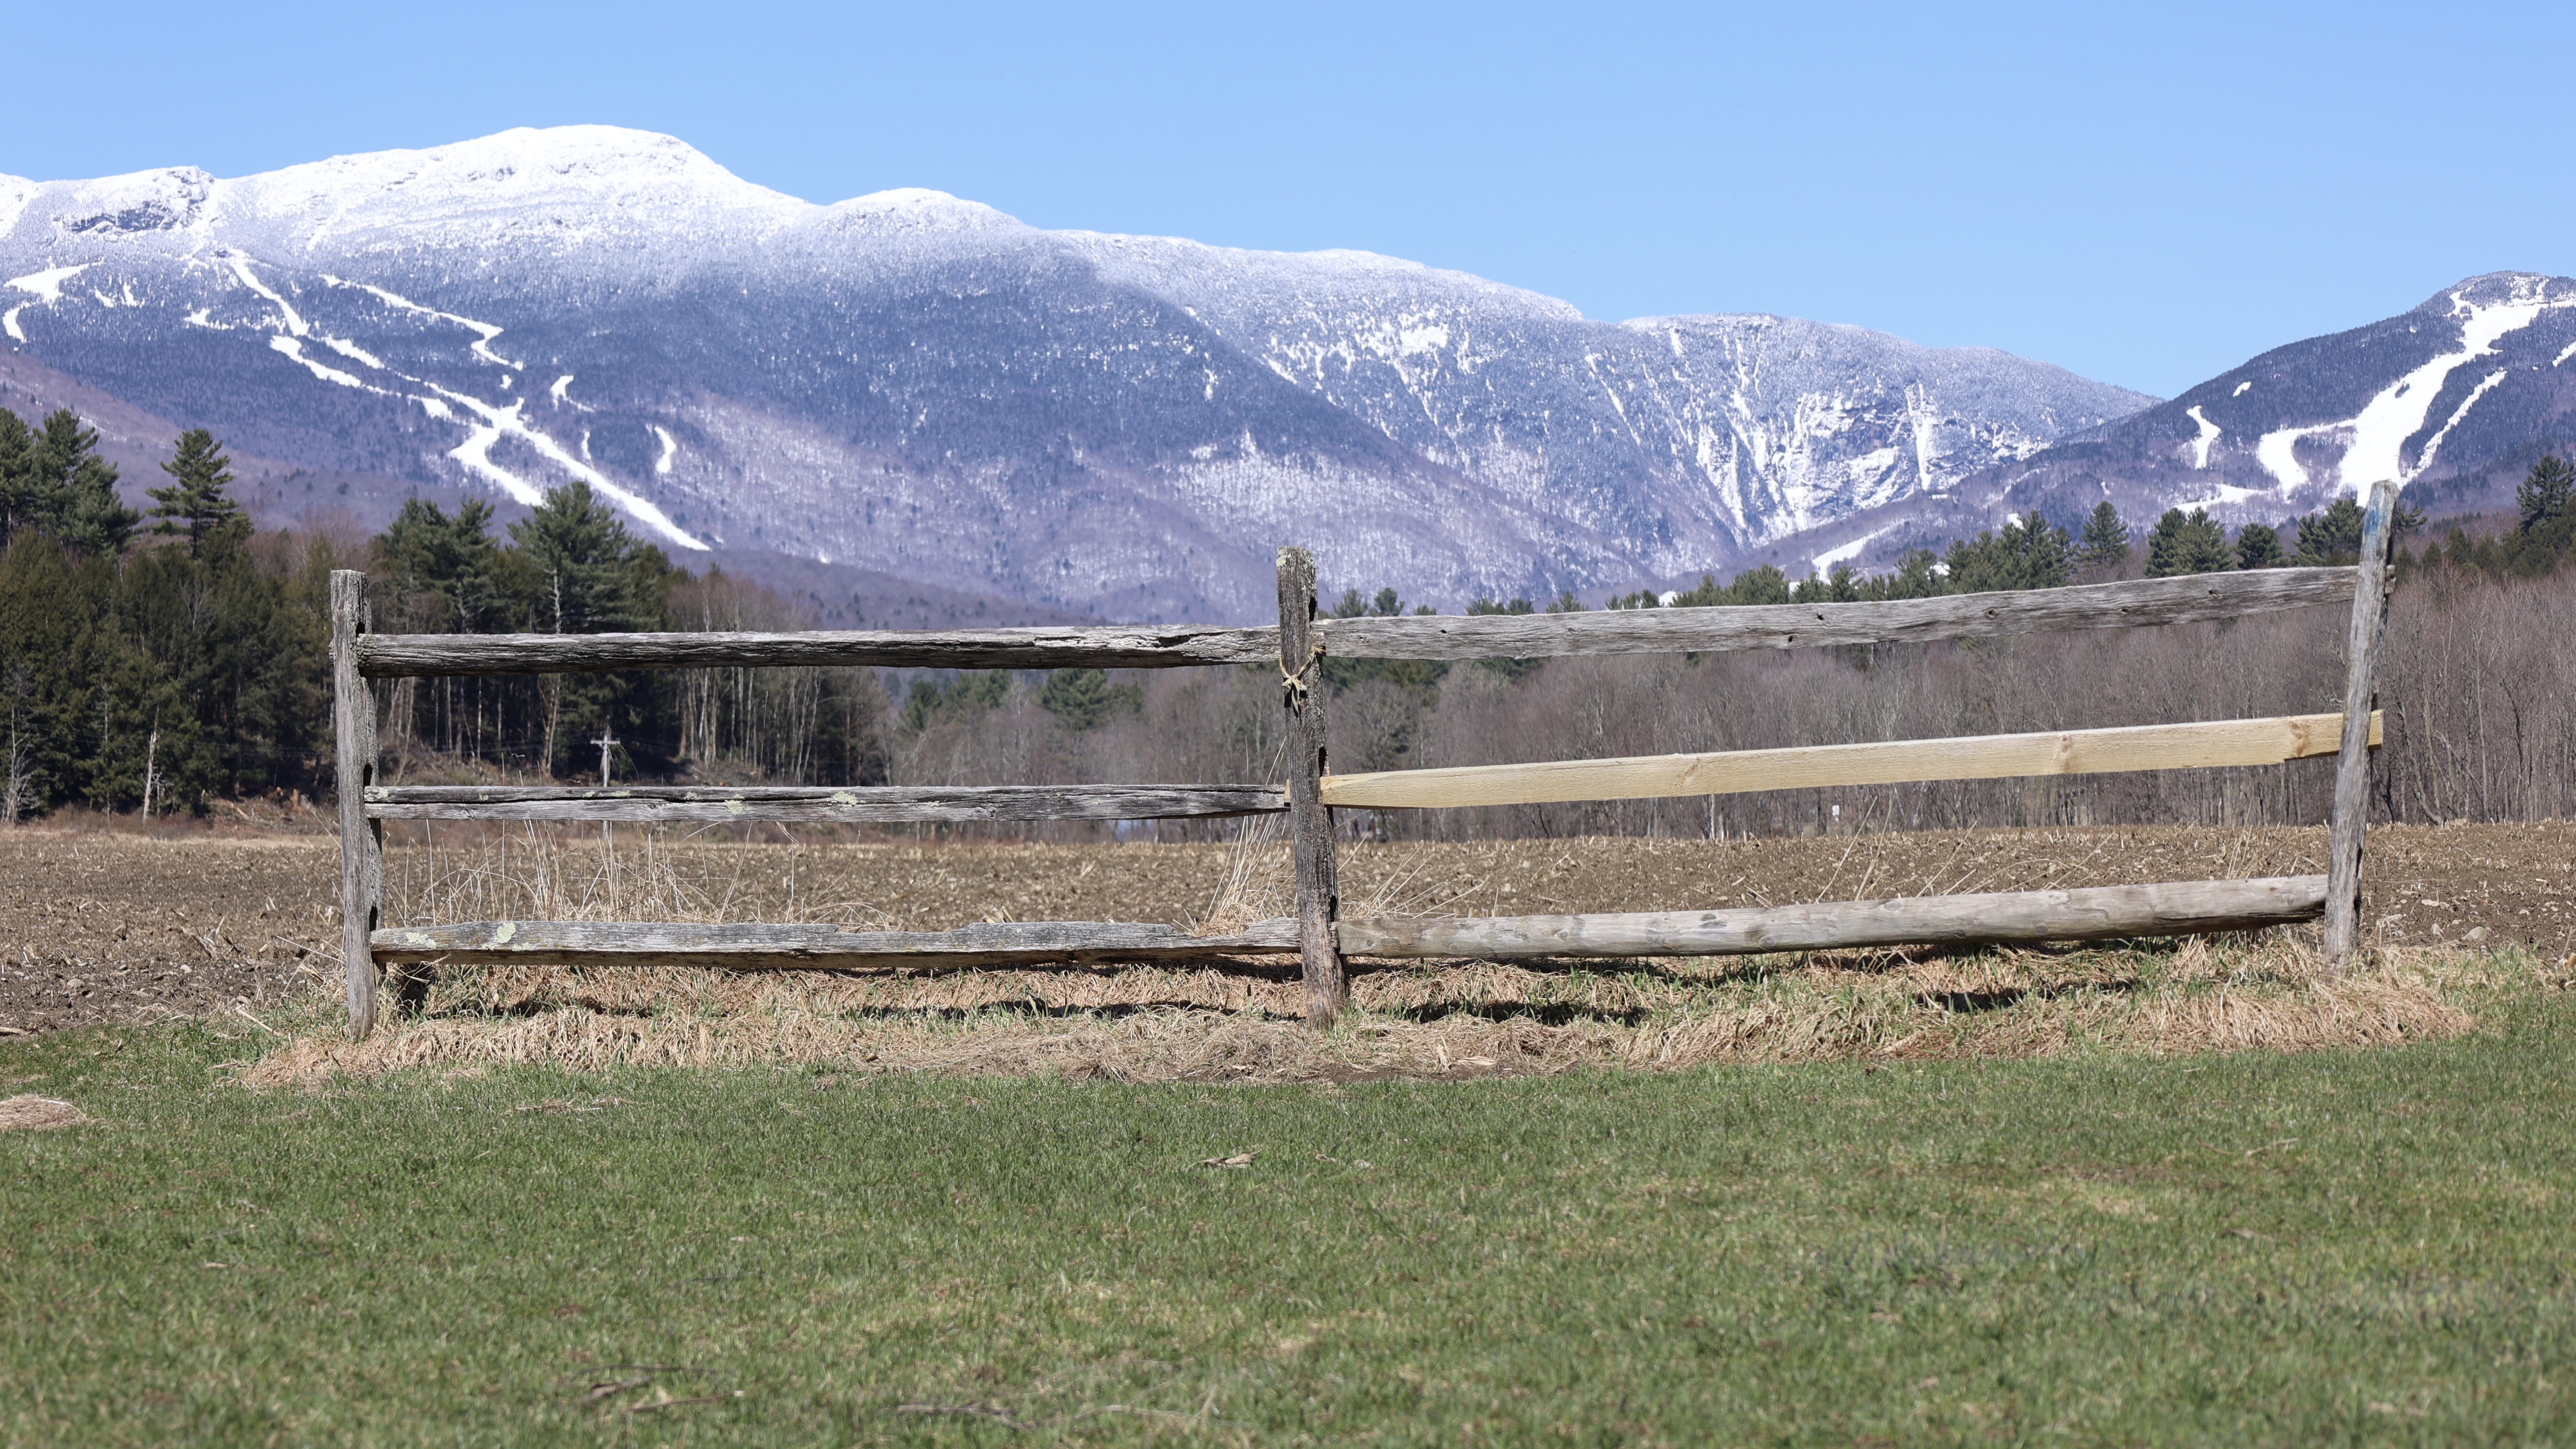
[{"left": 13, "top": 0, "right": 2574, "bottom": 398}]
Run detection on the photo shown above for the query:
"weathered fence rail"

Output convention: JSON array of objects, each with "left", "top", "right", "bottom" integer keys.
[
  {"left": 363, "top": 783, "right": 1286, "bottom": 824},
  {"left": 327, "top": 487, "right": 2398, "bottom": 1038},
  {"left": 351, "top": 568, "right": 2357, "bottom": 678}
]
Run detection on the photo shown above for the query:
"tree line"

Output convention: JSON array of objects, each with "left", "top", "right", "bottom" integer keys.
[{"left": 1, "top": 399, "right": 2571, "bottom": 826}]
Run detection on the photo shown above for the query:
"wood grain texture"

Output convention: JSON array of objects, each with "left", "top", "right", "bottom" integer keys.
[
  {"left": 352, "top": 568, "right": 2356, "bottom": 679},
  {"left": 364, "top": 783, "right": 1286, "bottom": 824},
  {"left": 330, "top": 571, "right": 384, "bottom": 1038},
  {"left": 371, "top": 918, "right": 1301, "bottom": 971},
  {"left": 1321, "top": 710, "right": 2382, "bottom": 811},
  {"left": 1314, "top": 567, "right": 2356, "bottom": 660},
  {"left": 1279, "top": 547, "right": 1349, "bottom": 1024},
  {"left": 356, "top": 623, "right": 1277, "bottom": 677},
  {"left": 1336, "top": 875, "right": 2328, "bottom": 958},
  {"left": 2324, "top": 507, "right": 2396, "bottom": 966}
]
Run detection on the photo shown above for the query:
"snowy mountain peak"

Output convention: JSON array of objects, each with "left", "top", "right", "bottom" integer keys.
[
  {"left": 817, "top": 187, "right": 1021, "bottom": 234},
  {"left": 0, "top": 126, "right": 2165, "bottom": 620},
  {"left": 216, "top": 126, "right": 809, "bottom": 248}
]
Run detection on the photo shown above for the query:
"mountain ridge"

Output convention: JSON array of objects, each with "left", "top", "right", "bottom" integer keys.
[{"left": 9, "top": 125, "right": 2163, "bottom": 619}]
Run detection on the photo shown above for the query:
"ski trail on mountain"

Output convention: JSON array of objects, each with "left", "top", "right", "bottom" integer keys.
[
  {"left": 2186, "top": 405, "right": 2221, "bottom": 468},
  {"left": 207, "top": 258, "right": 695, "bottom": 548},
  {"left": 269, "top": 337, "right": 366, "bottom": 388},
  {"left": 222, "top": 253, "right": 311, "bottom": 335},
  {"left": 429, "top": 386, "right": 706, "bottom": 551},
  {"left": 226, "top": 253, "right": 413, "bottom": 396},
  {"left": 5, "top": 262, "right": 95, "bottom": 342},
  {"left": 2414, "top": 369, "right": 2511, "bottom": 479},
  {"left": 2256, "top": 283, "right": 2573, "bottom": 496},
  {"left": 322, "top": 275, "right": 523, "bottom": 369}
]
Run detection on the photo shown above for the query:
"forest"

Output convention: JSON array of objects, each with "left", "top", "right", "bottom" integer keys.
[{"left": 2, "top": 402, "right": 2572, "bottom": 831}]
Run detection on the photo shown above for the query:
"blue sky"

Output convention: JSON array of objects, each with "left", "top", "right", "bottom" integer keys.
[{"left": 18, "top": 0, "right": 2575, "bottom": 397}]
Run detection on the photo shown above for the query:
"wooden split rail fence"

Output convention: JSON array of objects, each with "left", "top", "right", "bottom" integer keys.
[{"left": 329, "top": 481, "right": 2401, "bottom": 1037}]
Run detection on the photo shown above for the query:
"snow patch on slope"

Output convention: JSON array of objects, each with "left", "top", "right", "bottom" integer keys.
[
  {"left": 6, "top": 262, "right": 98, "bottom": 343},
  {"left": 269, "top": 335, "right": 365, "bottom": 388},
  {"left": 2186, "top": 404, "right": 2220, "bottom": 469},
  {"left": 8, "top": 263, "right": 94, "bottom": 303},
  {"left": 1813, "top": 523, "right": 1898, "bottom": 573},
  {"left": 323, "top": 275, "right": 520, "bottom": 368},
  {"left": 432, "top": 387, "right": 705, "bottom": 551},
  {"left": 2256, "top": 281, "right": 2574, "bottom": 496}
]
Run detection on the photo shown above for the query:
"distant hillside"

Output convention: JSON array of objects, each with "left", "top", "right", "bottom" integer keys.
[
  {"left": 0, "top": 126, "right": 2151, "bottom": 620},
  {"left": 1762, "top": 272, "right": 2576, "bottom": 582}
]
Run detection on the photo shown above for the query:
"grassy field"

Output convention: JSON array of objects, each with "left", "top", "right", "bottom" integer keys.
[{"left": 7, "top": 960, "right": 2576, "bottom": 1446}]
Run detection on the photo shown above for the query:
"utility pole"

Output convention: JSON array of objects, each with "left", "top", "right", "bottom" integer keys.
[{"left": 592, "top": 726, "right": 620, "bottom": 787}]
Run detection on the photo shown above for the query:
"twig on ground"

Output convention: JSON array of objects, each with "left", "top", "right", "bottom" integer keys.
[
  {"left": 897, "top": 1401, "right": 1032, "bottom": 1429},
  {"left": 578, "top": 1377, "right": 652, "bottom": 1406}
]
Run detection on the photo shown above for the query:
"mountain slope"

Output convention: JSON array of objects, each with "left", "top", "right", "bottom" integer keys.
[{"left": 0, "top": 126, "right": 2154, "bottom": 619}]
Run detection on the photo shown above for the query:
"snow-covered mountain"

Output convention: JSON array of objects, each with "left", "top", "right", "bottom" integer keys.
[
  {"left": 0, "top": 126, "right": 2154, "bottom": 619},
  {"left": 1766, "top": 271, "right": 2576, "bottom": 576}
]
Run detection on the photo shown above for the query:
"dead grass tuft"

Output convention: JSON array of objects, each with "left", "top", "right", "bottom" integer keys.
[
  {"left": 211, "top": 831, "right": 2511, "bottom": 1089},
  {"left": 239, "top": 934, "right": 2492, "bottom": 1090},
  {"left": 0, "top": 1095, "right": 96, "bottom": 1130}
]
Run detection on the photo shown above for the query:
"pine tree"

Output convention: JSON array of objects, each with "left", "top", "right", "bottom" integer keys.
[
  {"left": 507, "top": 483, "right": 663, "bottom": 773},
  {"left": 1721, "top": 566, "right": 1789, "bottom": 605},
  {"left": 510, "top": 482, "right": 646, "bottom": 633},
  {"left": 2519, "top": 455, "right": 2574, "bottom": 533},
  {"left": 2234, "top": 522, "right": 2285, "bottom": 570},
  {"left": 0, "top": 409, "right": 35, "bottom": 547},
  {"left": 146, "top": 429, "right": 249, "bottom": 557},
  {"left": 2146, "top": 507, "right": 2235, "bottom": 575},
  {"left": 2078, "top": 501, "right": 2131, "bottom": 567},
  {"left": 1038, "top": 667, "right": 1140, "bottom": 730},
  {"left": 382, "top": 497, "right": 509, "bottom": 632},
  {"left": 22, "top": 410, "right": 137, "bottom": 554},
  {"left": 2291, "top": 497, "right": 2367, "bottom": 564},
  {"left": 1945, "top": 515, "right": 2073, "bottom": 593}
]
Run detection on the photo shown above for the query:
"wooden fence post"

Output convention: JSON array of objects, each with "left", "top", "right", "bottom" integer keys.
[
  {"left": 1276, "top": 547, "right": 1347, "bottom": 1024},
  {"left": 2322, "top": 480, "right": 2398, "bottom": 969},
  {"left": 330, "top": 570, "right": 385, "bottom": 1038}
]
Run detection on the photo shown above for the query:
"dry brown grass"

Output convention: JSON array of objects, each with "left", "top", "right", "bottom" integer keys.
[
  {"left": 239, "top": 939, "right": 2492, "bottom": 1090},
  {"left": 226, "top": 829, "right": 2515, "bottom": 1089},
  {"left": 0, "top": 1095, "right": 95, "bottom": 1130}
]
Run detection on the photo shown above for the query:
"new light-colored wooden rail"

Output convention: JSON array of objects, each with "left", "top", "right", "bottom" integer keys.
[{"left": 328, "top": 485, "right": 2397, "bottom": 1038}]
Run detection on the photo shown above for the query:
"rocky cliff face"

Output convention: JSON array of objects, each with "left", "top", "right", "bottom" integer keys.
[{"left": 0, "top": 126, "right": 2153, "bottom": 619}]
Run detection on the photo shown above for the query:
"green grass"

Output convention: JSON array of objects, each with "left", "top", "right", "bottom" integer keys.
[{"left": 7, "top": 980, "right": 2576, "bottom": 1445}]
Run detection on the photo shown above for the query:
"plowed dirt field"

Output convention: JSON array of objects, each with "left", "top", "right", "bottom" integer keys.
[{"left": 1, "top": 823, "right": 2568, "bottom": 1036}]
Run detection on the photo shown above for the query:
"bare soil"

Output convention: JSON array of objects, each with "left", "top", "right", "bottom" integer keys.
[{"left": 1, "top": 822, "right": 2568, "bottom": 1038}]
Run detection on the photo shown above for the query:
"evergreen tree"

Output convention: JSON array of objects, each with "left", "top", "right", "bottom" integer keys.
[
  {"left": 382, "top": 497, "right": 510, "bottom": 632},
  {"left": 1793, "top": 564, "right": 1863, "bottom": 603},
  {"left": 2078, "top": 501, "right": 2131, "bottom": 567},
  {"left": 1945, "top": 515, "right": 2073, "bottom": 593},
  {"left": 1871, "top": 549, "right": 1948, "bottom": 600},
  {"left": 510, "top": 482, "right": 649, "bottom": 633},
  {"left": 1721, "top": 566, "right": 1789, "bottom": 605},
  {"left": 146, "top": 429, "right": 249, "bottom": 557},
  {"left": 901, "top": 672, "right": 1011, "bottom": 733},
  {"left": 18, "top": 410, "right": 138, "bottom": 554},
  {"left": 2146, "top": 507, "right": 2235, "bottom": 575},
  {"left": 2234, "top": 522, "right": 2285, "bottom": 570},
  {"left": 507, "top": 483, "right": 676, "bottom": 774},
  {"left": 0, "top": 409, "right": 35, "bottom": 546},
  {"left": 2291, "top": 497, "right": 2367, "bottom": 564},
  {"left": 2519, "top": 455, "right": 2574, "bottom": 534},
  {"left": 1038, "top": 667, "right": 1141, "bottom": 730}
]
